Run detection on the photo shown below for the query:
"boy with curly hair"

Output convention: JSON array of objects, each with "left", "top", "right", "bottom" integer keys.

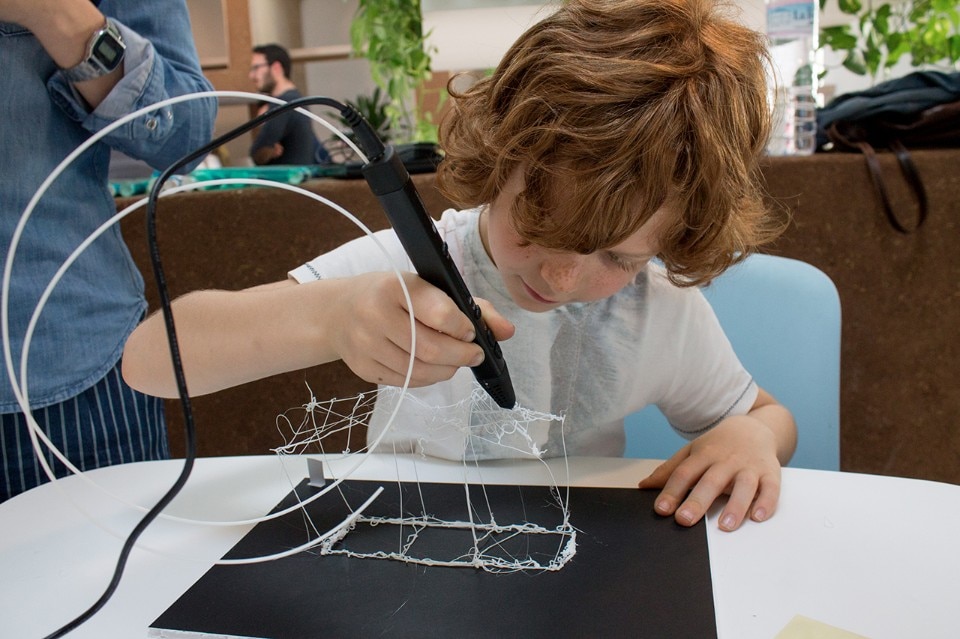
[{"left": 123, "top": 0, "right": 796, "bottom": 532}]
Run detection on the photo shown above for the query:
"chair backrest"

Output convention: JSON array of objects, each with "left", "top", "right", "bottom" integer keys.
[{"left": 623, "top": 254, "right": 841, "bottom": 470}]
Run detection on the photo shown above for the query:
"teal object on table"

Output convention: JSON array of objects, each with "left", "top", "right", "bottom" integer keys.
[
  {"left": 114, "top": 166, "right": 350, "bottom": 197},
  {"left": 110, "top": 178, "right": 151, "bottom": 197},
  {"left": 188, "top": 166, "right": 315, "bottom": 189},
  {"left": 145, "top": 165, "right": 350, "bottom": 194}
]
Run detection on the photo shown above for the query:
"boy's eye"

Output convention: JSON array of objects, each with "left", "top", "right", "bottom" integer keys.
[{"left": 605, "top": 251, "right": 646, "bottom": 272}]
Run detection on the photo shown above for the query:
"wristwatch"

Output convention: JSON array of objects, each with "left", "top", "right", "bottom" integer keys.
[{"left": 61, "top": 18, "right": 126, "bottom": 83}]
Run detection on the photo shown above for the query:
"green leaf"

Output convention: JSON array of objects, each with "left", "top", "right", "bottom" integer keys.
[
  {"left": 839, "top": 0, "right": 863, "bottom": 15},
  {"left": 863, "top": 41, "right": 883, "bottom": 77},
  {"left": 865, "top": 25, "right": 881, "bottom": 50},
  {"left": 870, "top": 5, "right": 888, "bottom": 35},
  {"left": 950, "top": 34, "right": 960, "bottom": 60},
  {"left": 885, "top": 32, "right": 912, "bottom": 66},
  {"left": 821, "top": 25, "right": 859, "bottom": 50},
  {"left": 933, "top": 14, "right": 953, "bottom": 38},
  {"left": 842, "top": 50, "right": 868, "bottom": 75}
]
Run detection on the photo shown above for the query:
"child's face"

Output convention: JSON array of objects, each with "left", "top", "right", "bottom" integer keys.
[{"left": 479, "top": 169, "right": 668, "bottom": 313}]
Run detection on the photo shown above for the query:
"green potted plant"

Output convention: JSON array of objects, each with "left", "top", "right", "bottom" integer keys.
[
  {"left": 350, "top": 0, "right": 439, "bottom": 143},
  {"left": 324, "top": 87, "right": 393, "bottom": 163},
  {"left": 819, "top": 0, "right": 960, "bottom": 83}
]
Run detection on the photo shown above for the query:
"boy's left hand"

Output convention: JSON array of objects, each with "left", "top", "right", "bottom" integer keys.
[{"left": 637, "top": 414, "right": 783, "bottom": 532}]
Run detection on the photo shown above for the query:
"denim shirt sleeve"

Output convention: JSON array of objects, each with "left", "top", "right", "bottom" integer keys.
[{"left": 45, "top": 0, "right": 217, "bottom": 172}]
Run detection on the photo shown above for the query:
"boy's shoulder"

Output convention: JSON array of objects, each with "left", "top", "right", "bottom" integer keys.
[
  {"left": 434, "top": 206, "right": 483, "bottom": 259},
  {"left": 434, "top": 206, "right": 481, "bottom": 234}
]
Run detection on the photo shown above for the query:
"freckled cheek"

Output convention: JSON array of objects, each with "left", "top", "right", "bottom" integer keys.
[
  {"left": 582, "top": 271, "right": 635, "bottom": 301},
  {"left": 593, "top": 280, "right": 626, "bottom": 299}
]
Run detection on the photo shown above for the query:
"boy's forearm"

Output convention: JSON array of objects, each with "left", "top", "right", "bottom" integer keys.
[{"left": 122, "top": 281, "right": 340, "bottom": 398}]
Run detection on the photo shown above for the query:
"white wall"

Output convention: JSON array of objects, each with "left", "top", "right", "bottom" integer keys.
[
  {"left": 250, "top": 0, "right": 304, "bottom": 46},
  {"left": 422, "top": 1, "right": 558, "bottom": 71},
  {"left": 299, "top": 0, "right": 378, "bottom": 112}
]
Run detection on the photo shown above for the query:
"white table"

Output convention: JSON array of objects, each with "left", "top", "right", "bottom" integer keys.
[{"left": 1, "top": 454, "right": 958, "bottom": 638}]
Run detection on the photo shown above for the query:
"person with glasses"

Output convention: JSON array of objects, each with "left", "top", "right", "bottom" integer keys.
[{"left": 248, "top": 43, "right": 329, "bottom": 165}]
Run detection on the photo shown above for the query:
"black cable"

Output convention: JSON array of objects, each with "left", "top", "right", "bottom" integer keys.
[{"left": 45, "top": 95, "right": 374, "bottom": 639}]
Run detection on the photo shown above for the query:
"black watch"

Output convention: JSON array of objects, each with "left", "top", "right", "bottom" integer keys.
[{"left": 61, "top": 18, "right": 126, "bottom": 83}]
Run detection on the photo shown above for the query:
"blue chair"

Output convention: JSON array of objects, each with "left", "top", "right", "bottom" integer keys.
[{"left": 623, "top": 254, "right": 841, "bottom": 470}]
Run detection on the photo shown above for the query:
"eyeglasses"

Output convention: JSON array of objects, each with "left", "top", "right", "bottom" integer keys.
[{"left": 249, "top": 63, "right": 269, "bottom": 73}]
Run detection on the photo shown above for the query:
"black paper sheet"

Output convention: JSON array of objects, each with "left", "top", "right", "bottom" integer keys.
[{"left": 151, "top": 479, "right": 716, "bottom": 638}]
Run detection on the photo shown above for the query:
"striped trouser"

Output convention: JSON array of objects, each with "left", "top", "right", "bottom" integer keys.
[{"left": 1, "top": 362, "right": 168, "bottom": 503}]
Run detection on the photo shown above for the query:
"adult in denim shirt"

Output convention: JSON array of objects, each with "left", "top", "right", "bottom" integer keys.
[{"left": 0, "top": 0, "right": 217, "bottom": 501}]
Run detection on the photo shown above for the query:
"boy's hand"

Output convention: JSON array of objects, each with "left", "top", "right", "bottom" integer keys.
[
  {"left": 637, "top": 414, "right": 783, "bottom": 532},
  {"left": 327, "top": 271, "right": 514, "bottom": 388}
]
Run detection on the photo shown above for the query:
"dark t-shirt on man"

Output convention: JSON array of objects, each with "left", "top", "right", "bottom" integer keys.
[{"left": 250, "top": 88, "right": 329, "bottom": 164}]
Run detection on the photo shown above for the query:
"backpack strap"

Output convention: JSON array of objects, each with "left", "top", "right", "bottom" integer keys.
[
  {"left": 888, "top": 139, "right": 928, "bottom": 232},
  {"left": 829, "top": 123, "right": 929, "bottom": 233}
]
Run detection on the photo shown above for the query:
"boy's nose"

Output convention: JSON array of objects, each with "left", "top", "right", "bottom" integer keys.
[{"left": 540, "top": 255, "right": 586, "bottom": 296}]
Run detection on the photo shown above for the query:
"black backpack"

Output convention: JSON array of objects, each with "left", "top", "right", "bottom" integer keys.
[{"left": 816, "top": 71, "right": 960, "bottom": 232}]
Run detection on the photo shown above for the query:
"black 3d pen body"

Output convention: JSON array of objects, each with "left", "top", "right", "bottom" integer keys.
[{"left": 360, "top": 146, "right": 516, "bottom": 409}]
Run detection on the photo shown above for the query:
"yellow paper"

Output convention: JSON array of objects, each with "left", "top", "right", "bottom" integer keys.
[{"left": 775, "top": 615, "right": 870, "bottom": 639}]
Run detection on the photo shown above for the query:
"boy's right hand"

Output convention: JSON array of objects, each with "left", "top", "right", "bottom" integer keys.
[{"left": 325, "top": 272, "right": 515, "bottom": 388}]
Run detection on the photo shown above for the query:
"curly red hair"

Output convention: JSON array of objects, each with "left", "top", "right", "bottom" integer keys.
[{"left": 437, "top": 0, "right": 784, "bottom": 285}]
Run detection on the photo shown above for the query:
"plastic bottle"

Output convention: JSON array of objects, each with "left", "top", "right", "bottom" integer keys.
[{"left": 765, "top": 0, "right": 820, "bottom": 155}]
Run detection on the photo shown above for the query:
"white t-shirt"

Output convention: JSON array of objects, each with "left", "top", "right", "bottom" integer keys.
[{"left": 290, "top": 207, "right": 757, "bottom": 460}]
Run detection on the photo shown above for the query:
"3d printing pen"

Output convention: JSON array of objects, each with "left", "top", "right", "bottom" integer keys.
[{"left": 349, "top": 120, "right": 516, "bottom": 409}]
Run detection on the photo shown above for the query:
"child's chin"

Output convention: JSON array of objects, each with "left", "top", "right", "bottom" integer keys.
[{"left": 512, "top": 295, "right": 560, "bottom": 313}]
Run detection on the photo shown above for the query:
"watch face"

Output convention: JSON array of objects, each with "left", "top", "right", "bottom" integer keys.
[
  {"left": 61, "top": 20, "right": 126, "bottom": 81},
  {"left": 93, "top": 32, "right": 123, "bottom": 71}
]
